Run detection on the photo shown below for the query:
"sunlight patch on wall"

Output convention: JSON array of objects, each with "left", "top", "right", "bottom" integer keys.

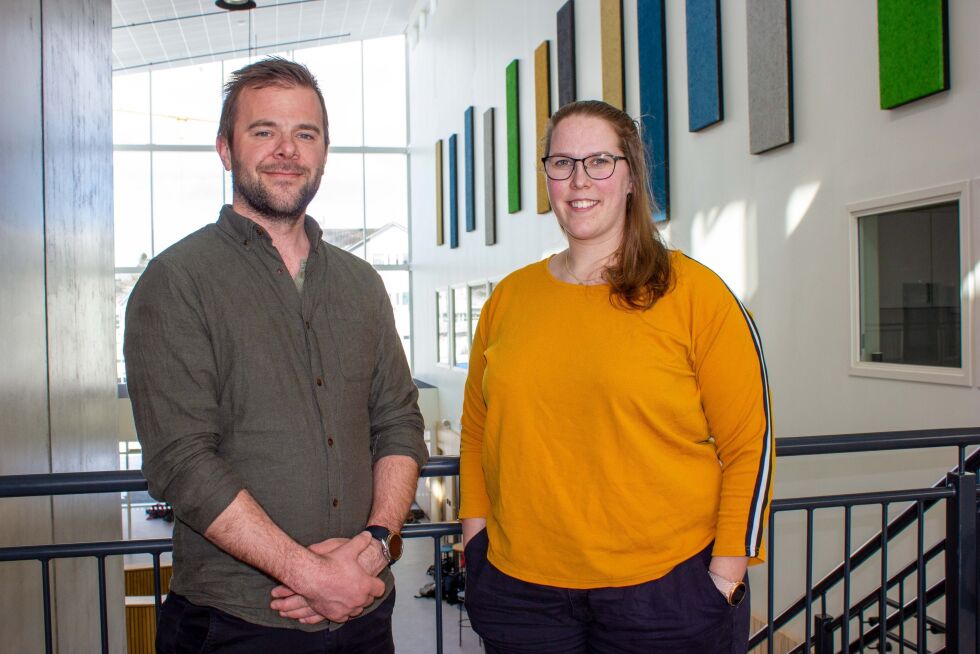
[
  {"left": 785, "top": 181, "right": 821, "bottom": 237},
  {"left": 691, "top": 200, "right": 749, "bottom": 299}
]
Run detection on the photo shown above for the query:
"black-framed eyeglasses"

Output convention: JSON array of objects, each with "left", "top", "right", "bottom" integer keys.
[{"left": 541, "top": 153, "right": 628, "bottom": 181}]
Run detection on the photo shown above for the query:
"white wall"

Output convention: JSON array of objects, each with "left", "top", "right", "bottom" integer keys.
[{"left": 408, "top": 0, "right": 979, "bottom": 632}]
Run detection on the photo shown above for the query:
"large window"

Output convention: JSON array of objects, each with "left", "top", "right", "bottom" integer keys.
[
  {"left": 849, "top": 183, "right": 972, "bottom": 386},
  {"left": 113, "top": 36, "right": 411, "bottom": 382}
]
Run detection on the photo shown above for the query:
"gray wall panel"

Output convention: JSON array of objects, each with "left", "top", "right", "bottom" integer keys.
[
  {"left": 747, "top": 0, "right": 794, "bottom": 153},
  {"left": 0, "top": 1, "right": 53, "bottom": 652},
  {"left": 41, "top": 0, "right": 124, "bottom": 650}
]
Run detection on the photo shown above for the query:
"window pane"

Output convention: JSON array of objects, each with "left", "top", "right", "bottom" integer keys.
[
  {"left": 453, "top": 286, "right": 469, "bottom": 369},
  {"left": 151, "top": 63, "right": 222, "bottom": 144},
  {"left": 309, "top": 153, "right": 365, "bottom": 257},
  {"left": 858, "top": 201, "right": 960, "bottom": 367},
  {"left": 469, "top": 283, "right": 487, "bottom": 342},
  {"left": 113, "top": 71, "right": 150, "bottom": 144},
  {"left": 113, "top": 151, "right": 152, "bottom": 268},
  {"left": 295, "top": 42, "right": 363, "bottom": 147},
  {"left": 365, "top": 154, "right": 407, "bottom": 265},
  {"left": 363, "top": 35, "right": 406, "bottom": 146},
  {"left": 152, "top": 152, "right": 225, "bottom": 254},
  {"left": 379, "top": 270, "right": 411, "bottom": 368},
  {"left": 437, "top": 289, "right": 449, "bottom": 364},
  {"left": 116, "top": 271, "right": 141, "bottom": 383}
]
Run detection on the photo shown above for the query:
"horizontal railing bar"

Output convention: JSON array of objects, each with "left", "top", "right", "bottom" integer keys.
[
  {"left": 773, "top": 487, "right": 954, "bottom": 512},
  {"left": 0, "top": 538, "right": 172, "bottom": 562},
  {"left": 0, "top": 456, "right": 461, "bottom": 499},
  {"left": 776, "top": 427, "right": 980, "bottom": 457},
  {"left": 0, "top": 524, "right": 462, "bottom": 563}
]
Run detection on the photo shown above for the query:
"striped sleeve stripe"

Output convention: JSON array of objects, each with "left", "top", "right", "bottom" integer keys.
[
  {"left": 731, "top": 298, "right": 773, "bottom": 556},
  {"left": 683, "top": 254, "right": 773, "bottom": 557}
]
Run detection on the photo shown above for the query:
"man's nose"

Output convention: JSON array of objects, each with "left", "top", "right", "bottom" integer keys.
[{"left": 274, "top": 134, "right": 299, "bottom": 158}]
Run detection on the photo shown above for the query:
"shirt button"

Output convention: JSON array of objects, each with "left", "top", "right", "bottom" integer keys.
[
  {"left": 304, "top": 321, "right": 311, "bottom": 329},
  {"left": 256, "top": 227, "right": 264, "bottom": 236},
  {"left": 332, "top": 499, "right": 339, "bottom": 507},
  {"left": 316, "top": 377, "right": 323, "bottom": 386},
  {"left": 276, "top": 267, "right": 283, "bottom": 275},
  {"left": 243, "top": 239, "right": 250, "bottom": 247},
  {"left": 327, "top": 438, "right": 334, "bottom": 447}
]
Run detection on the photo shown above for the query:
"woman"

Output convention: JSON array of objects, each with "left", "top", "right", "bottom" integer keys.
[{"left": 459, "top": 100, "right": 773, "bottom": 654}]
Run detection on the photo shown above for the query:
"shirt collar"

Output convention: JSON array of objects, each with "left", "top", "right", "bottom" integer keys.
[{"left": 217, "top": 205, "right": 324, "bottom": 253}]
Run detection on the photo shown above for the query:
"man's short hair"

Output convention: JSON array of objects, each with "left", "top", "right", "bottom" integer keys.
[{"left": 218, "top": 56, "right": 329, "bottom": 147}]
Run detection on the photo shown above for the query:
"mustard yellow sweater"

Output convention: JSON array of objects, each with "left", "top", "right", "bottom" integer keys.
[{"left": 459, "top": 252, "right": 773, "bottom": 588}]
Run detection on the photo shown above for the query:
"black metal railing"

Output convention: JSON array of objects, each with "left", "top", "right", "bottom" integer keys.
[
  {"left": 2, "top": 430, "right": 978, "bottom": 654},
  {"left": 751, "top": 428, "right": 980, "bottom": 654},
  {"left": 0, "top": 456, "right": 461, "bottom": 654}
]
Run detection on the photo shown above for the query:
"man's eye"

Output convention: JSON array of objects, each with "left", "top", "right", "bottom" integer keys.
[
  {"left": 254, "top": 130, "right": 272, "bottom": 137},
  {"left": 297, "top": 133, "right": 316, "bottom": 141}
]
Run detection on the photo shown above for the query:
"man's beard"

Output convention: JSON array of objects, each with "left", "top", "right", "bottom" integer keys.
[{"left": 231, "top": 157, "right": 324, "bottom": 224}]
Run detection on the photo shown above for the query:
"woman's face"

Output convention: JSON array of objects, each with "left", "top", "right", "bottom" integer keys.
[{"left": 546, "top": 114, "right": 632, "bottom": 248}]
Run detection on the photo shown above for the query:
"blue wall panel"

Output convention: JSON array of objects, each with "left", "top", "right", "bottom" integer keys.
[
  {"left": 449, "top": 133, "right": 459, "bottom": 248},
  {"left": 686, "top": 0, "right": 723, "bottom": 131},
  {"left": 464, "top": 106, "right": 476, "bottom": 232},
  {"left": 638, "top": 0, "right": 669, "bottom": 222}
]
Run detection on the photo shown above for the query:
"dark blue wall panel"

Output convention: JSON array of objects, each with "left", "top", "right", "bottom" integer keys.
[
  {"left": 686, "top": 0, "right": 723, "bottom": 131},
  {"left": 638, "top": 0, "right": 669, "bottom": 222},
  {"left": 464, "top": 106, "right": 475, "bottom": 232},
  {"left": 448, "top": 133, "right": 459, "bottom": 248}
]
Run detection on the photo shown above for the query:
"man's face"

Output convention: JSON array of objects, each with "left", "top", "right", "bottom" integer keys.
[{"left": 216, "top": 84, "right": 327, "bottom": 223}]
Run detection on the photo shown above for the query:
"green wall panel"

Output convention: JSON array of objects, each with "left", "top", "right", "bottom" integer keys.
[
  {"left": 878, "top": 0, "right": 949, "bottom": 109},
  {"left": 506, "top": 59, "right": 521, "bottom": 213}
]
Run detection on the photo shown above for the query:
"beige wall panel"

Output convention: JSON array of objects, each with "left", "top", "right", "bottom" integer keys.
[
  {"left": 600, "top": 0, "right": 624, "bottom": 108},
  {"left": 534, "top": 41, "right": 552, "bottom": 215},
  {"left": 41, "top": 0, "right": 124, "bottom": 651},
  {"left": 0, "top": 1, "right": 54, "bottom": 652}
]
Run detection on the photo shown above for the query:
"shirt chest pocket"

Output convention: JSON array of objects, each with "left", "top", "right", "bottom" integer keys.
[{"left": 327, "top": 317, "right": 377, "bottom": 381}]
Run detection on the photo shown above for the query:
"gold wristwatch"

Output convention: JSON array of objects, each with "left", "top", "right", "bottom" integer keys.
[{"left": 708, "top": 570, "right": 747, "bottom": 607}]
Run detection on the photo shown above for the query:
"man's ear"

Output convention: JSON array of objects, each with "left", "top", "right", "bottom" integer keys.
[{"left": 216, "top": 136, "right": 232, "bottom": 171}]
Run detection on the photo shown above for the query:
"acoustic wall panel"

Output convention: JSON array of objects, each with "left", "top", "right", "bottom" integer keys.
[
  {"left": 435, "top": 139, "right": 444, "bottom": 245},
  {"left": 535, "top": 41, "right": 552, "bottom": 214},
  {"left": 506, "top": 59, "right": 521, "bottom": 213},
  {"left": 448, "top": 133, "right": 459, "bottom": 248},
  {"left": 557, "top": 0, "right": 576, "bottom": 108},
  {"left": 600, "top": 0, "right": 625, "bottom": 109},
  {"left": 483, "top": 108, "right": 497, "bottom": 245},
  {"left": 747, "top": 0, "right": 794, "bottom": 154},
  {"left": 878, "top": 0, "right": 949, "bottom": 109},
  {"left": 686, "top": 0, "right": 723, "bottom": 131},
  {"left": 637, "top": 0, "right": 669, "bottom": 223},
  {"left": 464, "top": 106, "right": 476, "bottom": 231}
]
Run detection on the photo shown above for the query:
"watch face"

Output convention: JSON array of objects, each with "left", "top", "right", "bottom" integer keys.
[
  {"left": 387, "top": 533, "right": 404, "bottom": 561},
  {"left": 730, "top": 582, "right": 747, "bottom": 606}
]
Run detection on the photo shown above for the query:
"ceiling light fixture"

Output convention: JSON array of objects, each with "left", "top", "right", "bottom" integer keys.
[{"left": 215, "top": 0, "right": 256, "bottom": 10}]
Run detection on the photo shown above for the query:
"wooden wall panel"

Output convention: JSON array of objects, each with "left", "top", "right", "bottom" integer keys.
[
  {"left": 0, "top": 2, "right": 52, "bottom": 652},
  {"left": 42, "top": 0, "right": 124, "bottom": 650}
]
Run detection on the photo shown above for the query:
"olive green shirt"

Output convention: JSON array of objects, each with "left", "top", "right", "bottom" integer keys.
[{"left": 124, "top": 205, "right": 427, "bottom": 630}]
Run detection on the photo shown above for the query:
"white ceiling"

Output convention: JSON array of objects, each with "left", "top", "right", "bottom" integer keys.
[{"left": 112, "top": 0, "right": 415, "bottom": 72}]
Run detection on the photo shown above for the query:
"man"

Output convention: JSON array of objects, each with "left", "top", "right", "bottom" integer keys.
[{"left": 124, "top": 57, "right": 427, "bottom": 653}]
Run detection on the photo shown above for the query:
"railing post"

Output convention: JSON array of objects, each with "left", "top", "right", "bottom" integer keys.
[
  {"left": 945, "top": 471, "right": 977, "bottom": 654},
  {"left": 814, "top": 614, "right": 834, "bottom": 654}
]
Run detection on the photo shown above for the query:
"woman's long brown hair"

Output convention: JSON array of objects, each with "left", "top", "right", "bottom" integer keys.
[{"left": 544, "top": 100, "right": 672, "bottom": 311}]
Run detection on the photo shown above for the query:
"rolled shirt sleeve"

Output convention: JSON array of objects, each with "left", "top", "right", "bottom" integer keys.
[{"left": 124, "top": 259, "right": 245, "bottom": 535}]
